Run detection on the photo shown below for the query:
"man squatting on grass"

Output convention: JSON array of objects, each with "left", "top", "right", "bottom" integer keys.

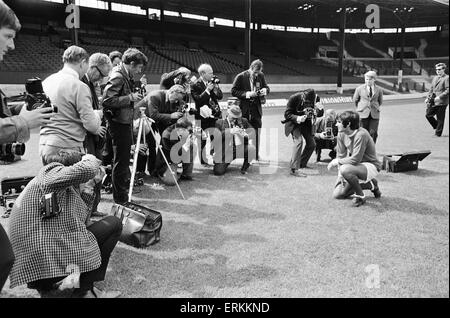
[{"left": 327, "top": 111, "right": 382, "bottom": 207}]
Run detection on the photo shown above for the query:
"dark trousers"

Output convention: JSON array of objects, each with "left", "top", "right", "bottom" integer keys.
[
  {"left": 360, "top": 114, "right": 379, "bottom": 143},
  {"left": 27, "top": 216, "right": 122, "bottom": 292},
  {"left": 0, "top": 225, "right": 15, "bottom": 292},
  {"left": 84, "top": 133, "right": 103, "bottom": 214},
  {"left": 213, "top": 143, "right": 256, "bottom": 175},
  {"left": 290, "top": 126, "right": 315, "bottom": 169},
  {"left": 249, "top": 118, "right": 261, "bottom": 161},
  {"left": 145, "top": 131, "right": 157, "bottom": 175},
  {"left": 102, "top": 124, "right": 114, "bottom": 166},
  {"left": 109, "top": 121, "right": 132, "bottom": 203},
  {"left": 426, "top": 105, "right": 447, "bottom": 136}
]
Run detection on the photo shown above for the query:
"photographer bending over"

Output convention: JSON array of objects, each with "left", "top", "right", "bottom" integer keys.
[
  {"left": 8, "top": 151, "right": 122, "bottom": 298},
  {"left": 327, "top": 111, "right": 382, "bottom": 207}
]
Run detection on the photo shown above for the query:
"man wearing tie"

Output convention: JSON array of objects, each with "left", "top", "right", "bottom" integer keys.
[
  {"left": 353, "top": 71, "right": 383, "bottom": 143},
  {"left": 231, "top": 59, "right": 270, "bottom": 161}
]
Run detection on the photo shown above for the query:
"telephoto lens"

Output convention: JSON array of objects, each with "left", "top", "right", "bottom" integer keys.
[{"left": 0, "top": 143, "right": 25, "bottom": 156}]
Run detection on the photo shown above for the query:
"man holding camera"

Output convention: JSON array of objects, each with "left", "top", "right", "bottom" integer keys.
[
  {"left": 212, "top": 105, "right": 256, "bottom": 175},
  {"left": 283, "top": 89, "right": 324, "bottom": 177},
  {"left": 328, "top": 111, "right": 382, "bottom": 207},
  {"left": 314, "top": 109, "right": 338, "bottom": 162},
  {"left": 102, "top": 48, "right": 148, "bottom": 204},
  {"left": 1, "top": 0, "right": 56, "bottom": 293},
  {"left": 39, "top": 46, "right": 106, "bottom": 165},
  {"left": 191, "top": 63, "right": 223, "bottom": 166},
  {"left": 135, "top": 84, "right": 187, "bottom": 176},
  {"left": 82, "top": 53, "right": 112, "bottom": 217},
  {"left": 231, "top": 59, "right": 269, "bottom": 161},
  {"left": 425, "top": 63, "right": 449, "bottom": 137}
]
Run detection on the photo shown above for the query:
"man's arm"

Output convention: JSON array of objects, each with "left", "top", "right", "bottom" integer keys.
[
  {"left": 336, "top": 133, "right": 347, "bottom": 160},
  {"left": 260, "top": 73, "right": 270, "bottom": 94},
  {"left": 377, "top": 88, "right": 383, "bottom": 107},
  {"left": 337, "top": 133, "right": 368, "bottom": 166},
  {"left": 191, "top": 82, "right": 210, "bottom": 108},
  {"left": 231, "top": 74, "right": 247, "bottom": 99},
  {"left": 76, "top": 84, "right": 102, "bottom": 135},
  {"left": 438, "top": 76, "right": 449, "bottom": 100},
  {"left": 284, "top": 95, "right": 301, "bottom": 123},
  {"left": 147, "top": 94, "right": 173, "bottom": 128},
  {"left": 102, "top": 74, "right": 132, "bottom": 109}
]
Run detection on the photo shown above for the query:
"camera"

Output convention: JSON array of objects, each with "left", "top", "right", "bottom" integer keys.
[
  {"left": 0, "top": 142, "right": 25, "bottom": 162},
  {"left": 0, "top": 176, "right": 33, "bottom": 215},
  {"left": 40, "top": 192, "right": 61, "bottom": 220},
  {"left": 325, "top": 120, "right": 335, "bottom": 139},
  {"left": 209, "top": 75, "right": 220, "bottom": 85},
  {"left": 425, "top": 93, "right": 436, "bottom": 107},
  {"left": 304, "top": 107, "right": 315, "bottom": 119},
  {"left": 25, "top": 77, "right": 57, "bottom": 113}
]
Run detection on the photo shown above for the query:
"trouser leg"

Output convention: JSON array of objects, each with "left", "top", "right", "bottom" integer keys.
[
  {"left": 290, "top": 127, "right": 303, "bottom": 170},
  {"left": 110, "top": 122, "right": 132, "bottom": 203},
  {"left": 368, "top": 117, "right": 380, "bottom": 144},
  {"left": 435, "top": 105, "right": 447, "bottom": 136},
  {"left": 300, "top": 129, "right": 316, "bottom": 167},
  {"left": 79, "top": 216, "right": 122, "bottom": 291}
]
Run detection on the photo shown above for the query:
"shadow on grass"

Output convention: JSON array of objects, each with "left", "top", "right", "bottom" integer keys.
[
  {"left": 403, "top": 169, "right": 449, "bottom": 178},
  {"left": 365, "top": 196, "right": 448, "bottom": 216},
  {"left": 109, "top": 248, "right": 278, "bottom": 297}
]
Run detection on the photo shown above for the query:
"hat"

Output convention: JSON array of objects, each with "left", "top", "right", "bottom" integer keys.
[{"left": 228, "top": 105, "right": 242, "bottom": 119}]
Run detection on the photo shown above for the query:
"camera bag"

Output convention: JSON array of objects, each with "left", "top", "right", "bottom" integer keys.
[{"left": 108, "top": 201, "right": 162, "bottom": 248}]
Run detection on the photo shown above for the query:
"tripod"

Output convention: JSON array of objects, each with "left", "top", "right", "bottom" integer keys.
[{"left": 128, "top": 108, "right": 186, "bottom": 201}]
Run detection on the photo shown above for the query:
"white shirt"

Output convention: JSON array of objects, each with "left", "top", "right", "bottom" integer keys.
[{"left": 40, "top": 65, "right": 101, "bottom": 148}]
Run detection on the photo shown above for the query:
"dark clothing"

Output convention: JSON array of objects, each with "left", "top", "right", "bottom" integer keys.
[
  {"left": 284, "top": 92, "right": 323, "bottom": 168},
  {"left": 102, "top": 64, "right": 136, "bottom": 203},
  {"left": 27, "top": 216, "right": 122, "bottom": 292},
  {"left": 0, "top": 225, "right": 15, "bottom": 292},
  {"left": 360, "top": 114, "right": 380, "bottom": 143},
  {"left": 109, "top": 121, "right": 132, "bottom": 203},
  {"left": 426, "top": 74, "right": 449, "bottom": 136},
  {"left": 191, "top": 79, "right": 223, "bottom": 164},
  {"left": 231, "top": 70, "right": 270, "bottom": 159},
  {"left": 313, "top": 116, "right": 338, "bottom": 161},
  {"left": 160, "top": 70, "right": 184, "bottom": 90},
  {"left": 102, "top": 64, "right": 135, "bottom": 125},
  {"left": 82, "top": 75, "right": 104, "bottom": 214},
  {"left": 212, "top": 118, "right": 256, "bottom": 174},
  {"left": 426, "top": 105, "right": 447, "bottom": 136}
]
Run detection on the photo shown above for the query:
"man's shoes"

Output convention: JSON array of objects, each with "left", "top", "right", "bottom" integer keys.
[
  {"left": 91, "top": 210, "right": 108, "bottom": 217},
  {"left": 180, "top": 175, "right": 193, "bottom": 181},
  {"left": 351, "top": 195, "right": 366, "bottom": 207},
  {"left": 329, "top": 150, "right": 336, "bottom": 159},
  {"left": 240, "top": 162, "right": 251, "bottom": 174},
  {"left": 290, "top": 169, "right": 307, "bottom": 177},
  {"left": 72, "top": 286, "right": 121, "bottom": 298},
  {"left": 372, "top": 186, "right": 382, "bottom": 198}
]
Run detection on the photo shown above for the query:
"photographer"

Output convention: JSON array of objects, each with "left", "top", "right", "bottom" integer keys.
[
  {"left": 39, "top": 46, "right": 106, "bottom": 164},
  {"left": 283, "top": 89, "right": 324, "bottom": 177},
  {"left": 160, "top": 67, "right": 192, "bottom": 90},
  {"left": 213, "top": 105, "right": 256, "bottom": 175},
  {"left": 231, "top": 59, "right": 270, "bottom": 161},
  {"left": 82, "top": 53, "right": 112, "bottom": 217},
  {"left": 327, "top": 111, "right": 382, "bottom": 207},
  {"left": 314, "top": 109, "right": 338, "bottom": 162},
  {"left": 8, "top": 151, "right": 122, "bottom": 298},
  {"left": 102, "top": 48, "right": 148, "bottom": 204},
  {"left": 155, "top": 117, "right": 195, "bottom": 185},
  {"left": 425, "top": 63, "right": 449, "bottom": 137},
  {"left": 135, "top": 84, "right": 187, "bottom": 176},
  {"left": 191, "top": 63, "right": 223, "bottom": 166},
  {"left": 0, "top": 0, "right": 54, "bottom": 293}
]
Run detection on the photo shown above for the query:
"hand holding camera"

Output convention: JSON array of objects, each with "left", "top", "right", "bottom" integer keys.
[
  {"left": 130, "top": 92, "right": 143, "bottom": 102},
  {"left": 19, "top": 105, "right": 54, "bottom": 129},
  {"left": 171, "top": 111, "right": 184, "bottom": 119}
]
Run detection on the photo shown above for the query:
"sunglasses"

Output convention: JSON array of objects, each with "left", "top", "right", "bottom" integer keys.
[
  {"left": 95, "top": 65, "right": 108, "bottom": 78},
  {"left": 436, "top": 68, "right": 444, "bottom": 71}
]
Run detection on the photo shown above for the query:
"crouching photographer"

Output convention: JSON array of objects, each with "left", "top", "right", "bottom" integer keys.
[
  {"left": 314, "top": 109, "right": 338, "bottom": 162},
  {"left": 282, "top": 89, "right": 324, "bottom": 177},
  {"left": 8, "top": 151, "right": 122, "bottom": 298},
  {"left": 0, "top": 0, "right": 55, "bottom": 293}
]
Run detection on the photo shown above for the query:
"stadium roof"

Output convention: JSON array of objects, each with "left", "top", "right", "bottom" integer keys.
[{"left": 118, "top": 0, "right": 449, "bottom": 29}]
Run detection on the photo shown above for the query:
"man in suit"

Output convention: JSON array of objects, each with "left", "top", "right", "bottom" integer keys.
[
  {"left": 231, "top": 59, "right": 269, "bottom": 161},
  {"left": 212, "top": 105, "right": 256, "bottom": 175},
  {"left": 102, "top": 48, "right": 147, "bottom": 204},
  {"left": 283, "top": 89, "right": 324, "bottom": 176},
  {"left": 353, "top": 70, "right": 383, "bottom": 143},
  {"left": 425, "top": 62, "right": 449, "bottom": 137},
  {"left": 191, "top": 63, "right": 223, "bottom": 165},
  {"left": 135, "top": 84, "right": 186, "bottom": 176},
  {"left": 82, "top": 53, "right": 112, "bottom": 217}
]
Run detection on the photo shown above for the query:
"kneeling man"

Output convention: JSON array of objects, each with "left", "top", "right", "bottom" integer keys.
[{"left": 327, "top": 111, "right": 382, "bottom": 207}]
